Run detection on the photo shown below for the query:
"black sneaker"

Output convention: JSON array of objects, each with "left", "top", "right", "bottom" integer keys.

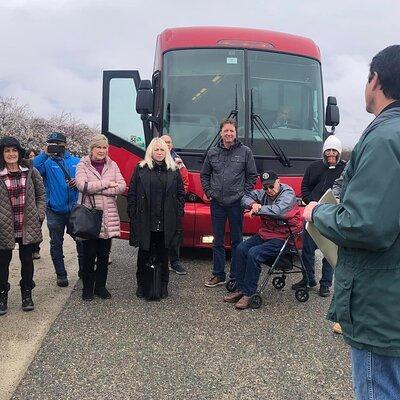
[
  {"left": 0, "top": 291, "right": 8, "bottom": 316},
  {"left": 21, "top": 291, "right": 34, "bottom": 312},
  {"left": 169, "top": 263, "right": 187, "bottom": 275},
  {"left": 94, "top": 287, "right": 112, "bottom": 299},
  {"left": 57, "top": 276, "right": 69, "bottom": 287},
  {"left": 319, "top": 285, "right": 331, "bottom": 297},
  {"left": 291, "top": 278, "right": 317, "bottom": 290}
]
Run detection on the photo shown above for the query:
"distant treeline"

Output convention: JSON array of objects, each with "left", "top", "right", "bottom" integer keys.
[{"left": 0, "top": 97, "right": 99, "bottom": 156}]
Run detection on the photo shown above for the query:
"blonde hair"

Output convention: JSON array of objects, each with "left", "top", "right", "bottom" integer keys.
[
  {"left": 89, "top": 134, "right": 108, "bottom": 152},
  {"left": 139, "top": 137, "right": 176, "bottom": 170}
]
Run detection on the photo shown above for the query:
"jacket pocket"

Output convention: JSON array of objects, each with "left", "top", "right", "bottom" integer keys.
[{"left": 331, "top": 272, "right": 354, "bottom": 336}]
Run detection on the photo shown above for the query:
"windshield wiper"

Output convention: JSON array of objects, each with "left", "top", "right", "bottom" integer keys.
[
  {"left": 250, "top": 89, "right": 291, "bottom": 167},
  {"left": 202, "top": 85, "right": 238, "bottom": 161}
]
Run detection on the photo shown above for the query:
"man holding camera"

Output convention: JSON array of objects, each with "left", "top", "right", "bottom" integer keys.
[{"left": 34, "top": 132, "right": 84, "bottom": 287}]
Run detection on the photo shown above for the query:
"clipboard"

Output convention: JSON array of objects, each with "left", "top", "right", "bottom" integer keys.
[{"left": 305, "top": 189, "right": 338, "bottom": 268}]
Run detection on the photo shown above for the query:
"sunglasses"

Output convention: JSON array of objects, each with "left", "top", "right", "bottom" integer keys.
[{"left": 263, "top": 183, "right": 275, "bottom": 190}]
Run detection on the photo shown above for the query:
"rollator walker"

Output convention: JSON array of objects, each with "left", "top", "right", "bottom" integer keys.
[{"left": 226, "top": 221, "right": 310, "bottom": 309}]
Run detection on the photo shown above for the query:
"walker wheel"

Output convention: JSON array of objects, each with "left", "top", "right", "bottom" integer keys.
[
  {"left": 250, "top": 293, "right": 263, "bottom": 309},
  {"left": 295, "top": 288, "right": 309, "bottom": 302},
  {"left": 272, "top": 276, "right": 286, "bottom": 290},
  {"left": 226, "top": 279, "right": 237, "bottom": 293}
]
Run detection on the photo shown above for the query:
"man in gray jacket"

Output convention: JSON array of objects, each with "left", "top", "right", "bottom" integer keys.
[{"left": 201, "top": 118, "right": 257, "bottom": 287}]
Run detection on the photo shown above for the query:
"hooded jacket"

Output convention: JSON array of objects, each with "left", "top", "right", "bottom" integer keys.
[
  {"left": 200, "top": 139, "right": 257, "bottom": 206},
  {"left": 242, "top": 183, "right": 303, "bottom": 240},
  {"left": 301, "top": 136, "right": 346, "bottom": 204},
  {"left": 33, "top": 151, "right": 80, "bottom": 214},
  {"left": 312, "top": 105, "right": 400, "bottom": 357}
]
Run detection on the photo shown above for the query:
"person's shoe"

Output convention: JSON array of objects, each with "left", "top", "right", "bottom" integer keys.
[
  {"left": 94, "top": 287, "right": 112, "bottom": 299},
  {"left": 332, "top": 322, "right": 342, "bottom": 334},
  {"left": 235, "top": 295, "right": 252, "bottom": 310},
  {"left": 161, "top": 283, "right": 169, "bottom": 299},
  {"left": 57, "top": 276, "right": 69, "bottom": 287},
  {"left": 21, "top": 289, "right": 34, "bottom": 312},
  {"left": 319, "top": 285, "right": 331, "bottom": 297},
  {"left": 32, "top": 252, "right": 41, "bottom": 260},
  {"left": 223, "top": 291, "right": 243, "bottom": 303},
  {"left": 82, "top": 293, "right": 94, "bottom": 301},
  {"left": 291, "top": 278, "right": 317, "bottom": 290},
  {"left": 0, "top": 290, "right": 8, "bottom": 316},
  {"left": 169, "top": 262, "right": 187, "bottom": 275},
  {"left": 205, "top": 276, "right": 226, "bottom": 288}
]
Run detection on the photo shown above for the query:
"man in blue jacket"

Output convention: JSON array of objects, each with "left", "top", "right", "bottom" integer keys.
[
  {"left": 304, "top": 45, "right": 400, "bottom": 400},
  {"left": 34, "top": 132, "right": 83, "bottom": 287}
]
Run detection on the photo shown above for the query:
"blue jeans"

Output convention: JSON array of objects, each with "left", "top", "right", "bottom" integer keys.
[
  {"left": 236, "top": 234, "right": 284, "bottom": 296},
  {"left": 46, "top": 208, "right": 84, "bottom": 278},
  {"left": 301, "top": 230, "right": 333, "bottom": 286},
  {"left": 210, "top": 200, "right": 243, "bottom": 281},
  {"left": 351, "top": 347, "right": 400, "bottom": 400}
]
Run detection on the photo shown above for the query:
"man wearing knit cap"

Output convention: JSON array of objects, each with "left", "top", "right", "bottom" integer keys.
[
  {"left": 292, "top": 135, "right": 346, "bottom": 297},
  {"left": 34, "top": 132, "right": 84, "bottom": 287}
]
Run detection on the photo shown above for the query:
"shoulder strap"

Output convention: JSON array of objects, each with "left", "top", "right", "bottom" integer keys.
[{"left": 53, "top": 158, "right": 72, "bottom": 182}]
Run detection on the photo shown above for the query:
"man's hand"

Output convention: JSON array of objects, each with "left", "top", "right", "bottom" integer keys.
[
  {"left": 303, "top": 201, "right": 318, "bottom": 222},
  {"left": 249, "top": 203, "right": 262, "bottom": 218},
  {"left": 67, "top": 178, "right": 76, "bottom": 188}
]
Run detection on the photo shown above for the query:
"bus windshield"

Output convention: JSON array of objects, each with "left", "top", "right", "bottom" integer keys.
[{"left": 162, "top": 49, "right": 324, "bottom": 156}]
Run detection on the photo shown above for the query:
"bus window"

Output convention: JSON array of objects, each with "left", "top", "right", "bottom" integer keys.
[{"left": 109, "top": 78, "right": 146, "bottom": 149}]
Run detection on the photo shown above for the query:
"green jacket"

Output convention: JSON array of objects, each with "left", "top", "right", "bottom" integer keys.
[{"left": 313, "top": 106, "right": 400, "bottom": 357}]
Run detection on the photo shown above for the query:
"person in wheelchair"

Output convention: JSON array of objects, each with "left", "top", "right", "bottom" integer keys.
[{"left": 223, "top": 171, "right": 303, "bottom": 309}]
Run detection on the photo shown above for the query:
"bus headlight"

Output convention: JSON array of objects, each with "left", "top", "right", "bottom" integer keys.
[{"left": 201, "top": 235, "right": 214, "bottom": 244}]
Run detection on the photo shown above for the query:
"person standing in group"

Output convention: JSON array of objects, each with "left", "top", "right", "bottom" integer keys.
[
  {"left": 303, "top": 45, "right": 400, "bottom": 400},
  {"left": 200, "top": 118, "right": 257, "bottom": 288},
  {"left": 160, "top": 134, "right": 189, "bottom": 275},
  {"left": 127, "top": 138, "right": 185, "bottom": 300},
  {"left": 291, "top": 135, "right": 346, "bottom": 297},
  {"left": 33, "top": 132, "right": 84, "bottom": 287},
  {"left": 75, "top": 134, "right": 126, "bottom": 301},
  {"left": 0, "top": 137, "right": 45, "bottom": 315}
]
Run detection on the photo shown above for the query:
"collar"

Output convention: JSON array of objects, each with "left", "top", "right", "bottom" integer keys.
[{"left": 379, "top": 100, "right": 400, "bottom": 115}]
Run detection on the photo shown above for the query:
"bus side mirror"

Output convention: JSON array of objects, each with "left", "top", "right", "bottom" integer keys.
[
  {"left": 136, "top": 80, "right": 153, "bottom": 115},
  {"left": 325, "top": 96, "right": 340, "bottom": 127}
]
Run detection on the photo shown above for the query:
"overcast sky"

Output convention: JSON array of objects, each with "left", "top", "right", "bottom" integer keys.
[{"left": 1, "top": 0, "right": 399, "bottom": 147}]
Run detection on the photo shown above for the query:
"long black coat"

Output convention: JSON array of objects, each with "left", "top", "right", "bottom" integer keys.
[{"left": 127, "top": 163, "right": 185, "bottom": 251}]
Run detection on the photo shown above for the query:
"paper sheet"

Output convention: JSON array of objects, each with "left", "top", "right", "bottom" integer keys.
[{"left": 305, "top": 189, "right": 338, "bottom": 268}]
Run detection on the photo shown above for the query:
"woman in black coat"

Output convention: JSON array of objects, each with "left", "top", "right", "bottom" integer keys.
[{"left": 127, "top": 137, "right": 185, "bottom": 300}]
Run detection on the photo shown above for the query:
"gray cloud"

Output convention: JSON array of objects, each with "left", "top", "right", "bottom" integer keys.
[{"left": 1, "top": 0, "right": 399, "bottom": 147}]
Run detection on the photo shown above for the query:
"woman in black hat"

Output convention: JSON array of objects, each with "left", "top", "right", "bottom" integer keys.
[{"left": 0, "top": 136, "right": 46, "bottom": 315}]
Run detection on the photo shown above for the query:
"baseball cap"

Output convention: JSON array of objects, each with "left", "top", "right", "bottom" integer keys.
[
  {"left": 260, "top": 171, "right": 279, "bottom": 185},
  {"left": 47, "top": 132, "right": 67, "bottom": 143}
]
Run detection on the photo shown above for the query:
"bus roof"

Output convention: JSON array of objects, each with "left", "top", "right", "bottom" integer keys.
[{"left": 156, "top": 26, "right": 321, "bottom": 61}]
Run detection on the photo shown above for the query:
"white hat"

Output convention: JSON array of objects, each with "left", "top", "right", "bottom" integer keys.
[{"left": 323, "top": 135, "right": 342, "bottom": 156}]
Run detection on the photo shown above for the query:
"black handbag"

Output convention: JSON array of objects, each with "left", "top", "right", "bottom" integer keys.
[{"left": 69, "top": 183, "right": 103, "bottom": 239}]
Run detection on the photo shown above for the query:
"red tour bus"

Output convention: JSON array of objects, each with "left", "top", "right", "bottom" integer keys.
[{"left": 101, "top": 26, "right": 339, "bottom": 248}]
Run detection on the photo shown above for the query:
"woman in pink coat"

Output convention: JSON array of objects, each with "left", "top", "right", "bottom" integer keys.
[{"left": 75, "top": 134, "right": 126, "bottom": 301}]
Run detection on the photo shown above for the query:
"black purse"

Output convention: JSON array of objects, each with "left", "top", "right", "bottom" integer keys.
[{"left": 69, "top": 183, "right": 103, "bottom": 239}]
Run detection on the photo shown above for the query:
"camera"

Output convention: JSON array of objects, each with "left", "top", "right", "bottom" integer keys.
[{"left": 47, "top": 144, "right": 65, "bottom": 157}]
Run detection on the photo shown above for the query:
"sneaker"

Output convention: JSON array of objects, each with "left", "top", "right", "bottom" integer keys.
[
  {"left": 94, "top": 287, "right": 112, "bottom": 299},
  {"left": 205, "top": 276, "right": 226, "bottom": 288},
  {"left": 57, "top": 276, "right": 69, "bottom": 287},
  {"left": 332, "top": 322, "right": 342, "bottom": 334},
  {"left": 32, "top": 252, "right": 41, "bottom": 260},
  {"left": 21, "top": 291, "right": 34, "bottom": 312},
  {"left": 0, "top": 292, "right": 8, "bottom": 316},
  {"left": 291, "top": 278, "right": 317, "bottom": 290},
  {"left": 169, "top": 262, "right": 187, "bottom": 275},
  {"left": 319, "top": 285, "right": 331, "bottom": 297}
]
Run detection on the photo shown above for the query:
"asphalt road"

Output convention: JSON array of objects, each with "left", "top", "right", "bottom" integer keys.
[{"left": 12, "top": 239, "right": 353, "bottom": 400}]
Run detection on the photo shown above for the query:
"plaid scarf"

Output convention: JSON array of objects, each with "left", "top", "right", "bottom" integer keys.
[{"left": 0, "top": 168, "right": 28, "bottom": 238}]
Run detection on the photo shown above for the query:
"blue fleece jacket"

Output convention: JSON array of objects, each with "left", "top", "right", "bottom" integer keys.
[{"left": 33, "top": 151, "right": 80, "bottom": 214}]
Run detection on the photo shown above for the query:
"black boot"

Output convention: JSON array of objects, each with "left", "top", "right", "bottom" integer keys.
[
  {"left": 161, "top": 282, "right": 169, "bottom": 299},
  {"left": 0, "top": 290, "right": 8, "bottom": 316},
  {"left": 136, "top": 285, "right": 146, "bottom": 298},
  {"left": 21, "top": 288, "right": 34, "bottom": 312},
  {"left": 94, "top": 287, "right": 112, "bottom": 299},
  {"left": 82, "top": 273, "right": 95, "bottom": 301}
]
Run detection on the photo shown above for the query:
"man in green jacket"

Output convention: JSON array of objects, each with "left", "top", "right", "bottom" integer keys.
[{"left": 304, "top": 45, "right": 400, "bottom": 399}]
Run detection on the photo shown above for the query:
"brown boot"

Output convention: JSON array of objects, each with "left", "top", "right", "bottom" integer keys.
[
  {"left": 235, "top": 295, "right": 252, "bottom": 310},
  {"left": 223, "top": 291, "right": 243, "bottom": 303}
]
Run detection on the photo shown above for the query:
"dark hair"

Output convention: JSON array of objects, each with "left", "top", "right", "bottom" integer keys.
[
  {"left": 369, "top": 45, "right": 400, "bottom": 100},
  {"left": 0, "top": 146, "right": 23, "bottom": 169},
  {"left": 26, "top": 148, "right": 37, "bottom": 158},
  {"left": 219, "top": 118, "right": 237, "bottom": 132}
]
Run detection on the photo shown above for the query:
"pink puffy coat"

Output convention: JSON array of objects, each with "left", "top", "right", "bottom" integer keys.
[{"left": 75, "top": 156, "right": 126, "bottom": 239}]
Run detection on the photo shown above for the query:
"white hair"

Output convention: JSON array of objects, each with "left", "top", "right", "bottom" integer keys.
[{"left": 139, "top": 137, "right": 176, "bottom": 170}]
